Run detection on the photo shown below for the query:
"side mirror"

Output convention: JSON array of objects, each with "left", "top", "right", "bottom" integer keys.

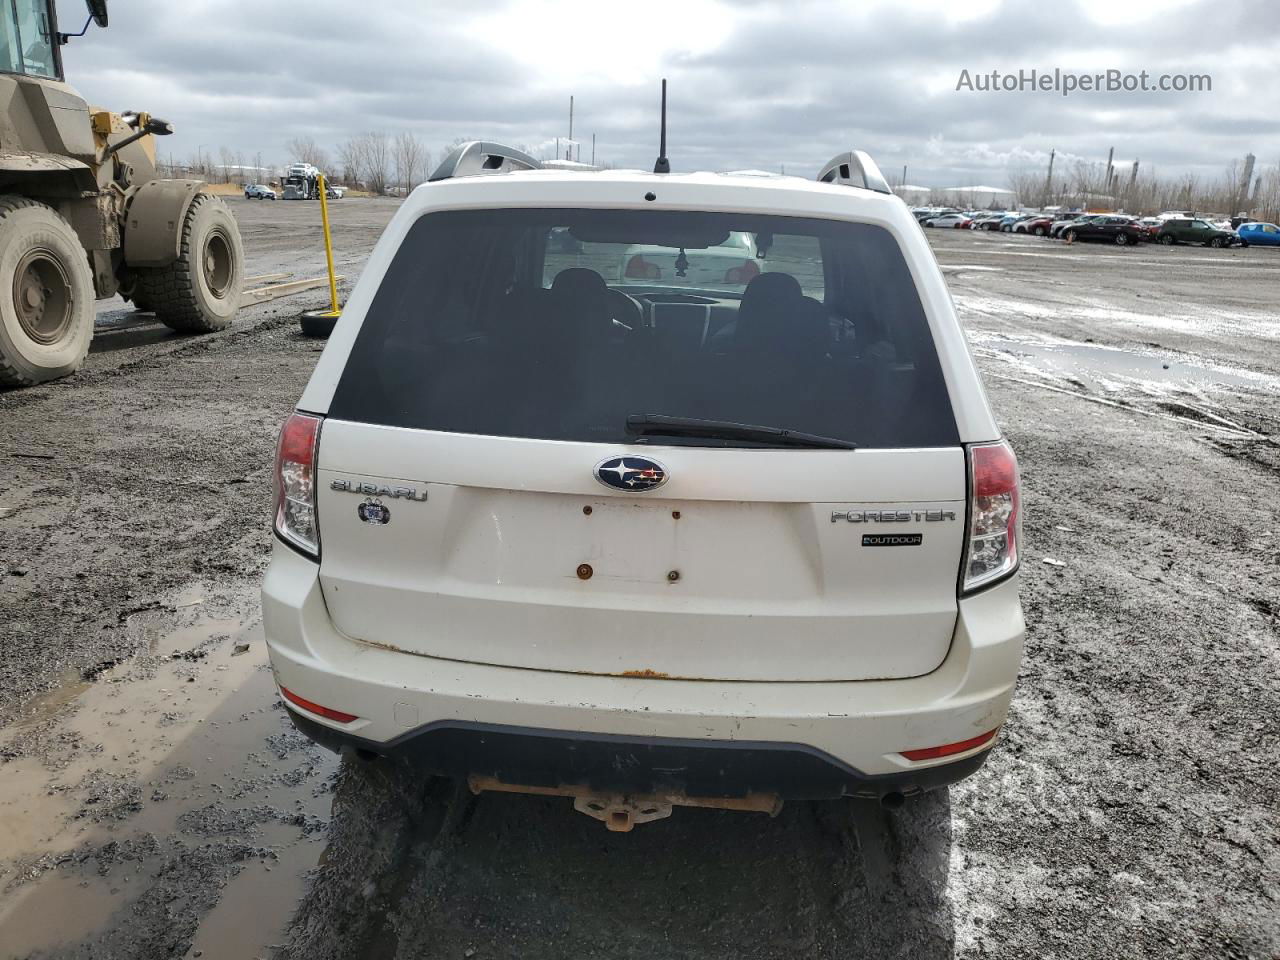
[
  {"left": 86, "top": 0, "right": 108, "bottom": 28},
  {"left": 145, "top": 116, "right": 174, "bottom": 136}
]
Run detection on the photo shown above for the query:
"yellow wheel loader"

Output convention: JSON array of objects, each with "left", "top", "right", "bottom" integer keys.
[{"left": 0, "top": 0, "right": 244, "bottom": 386}]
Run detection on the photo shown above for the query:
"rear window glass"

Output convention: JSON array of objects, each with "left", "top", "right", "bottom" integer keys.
[{"left": 329, "top": 208, "right": 958, "bottom": 449}]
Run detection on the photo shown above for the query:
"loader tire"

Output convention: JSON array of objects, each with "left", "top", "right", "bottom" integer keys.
[
  {"left": 137, "top": 193, "right": 243, "bottom": 334},
  {"left": 0, "top": 196, "right": 95, "bottom": 388}
]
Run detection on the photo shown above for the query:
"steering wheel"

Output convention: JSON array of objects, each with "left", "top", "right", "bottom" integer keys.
[{"left": 606, "top": 288, "right": 644, "bottom": 332}]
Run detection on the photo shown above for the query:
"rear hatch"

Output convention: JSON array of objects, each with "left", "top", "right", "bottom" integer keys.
[{"left": 314, "top": 205, "right": 966, "bottom": 682}]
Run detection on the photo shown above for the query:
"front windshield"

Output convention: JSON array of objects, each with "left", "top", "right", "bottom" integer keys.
[
  {"left": 0, "top": 0, "right": 58, "bottom": 78},
  {"left": 542, "top": 228, "right": 823, "bottom": 298}
]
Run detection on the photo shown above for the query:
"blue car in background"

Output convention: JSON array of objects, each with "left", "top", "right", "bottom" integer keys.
[{"left": 1237, "top": 222, "right": 1280, "bottom": 246}]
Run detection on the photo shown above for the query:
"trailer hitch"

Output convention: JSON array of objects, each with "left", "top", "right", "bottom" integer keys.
[{"left": 467, "top": 775, "right": 783, "bottom": 832}]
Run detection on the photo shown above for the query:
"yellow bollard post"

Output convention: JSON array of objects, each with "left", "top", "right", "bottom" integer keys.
[
  {"left": 316, "top": 172, "right": 340, "bottom": 317},
  {"left": 299, "top": 172, "right": 343, "bottom": 337}
]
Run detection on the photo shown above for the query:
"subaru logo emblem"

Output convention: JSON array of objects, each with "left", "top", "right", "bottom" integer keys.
[{"left": 594, "top": 456, "right": 668, "bottom": 492}]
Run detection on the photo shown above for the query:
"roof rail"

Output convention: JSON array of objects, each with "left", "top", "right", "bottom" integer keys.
[
  {"left": 428, "top": 141, "right": 541, "bottom": 182},
  {"left": 816, "top": 151, "right": 892, "bottom": 195}
]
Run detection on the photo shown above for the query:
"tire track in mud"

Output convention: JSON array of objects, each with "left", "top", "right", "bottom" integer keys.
[{"left": 275, "top": 761, "right": 955, "bottom": 960}]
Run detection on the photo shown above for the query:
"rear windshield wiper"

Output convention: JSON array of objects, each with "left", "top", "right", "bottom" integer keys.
[{"left": 626, "top": 414, "right": 857, "bottom": 450}]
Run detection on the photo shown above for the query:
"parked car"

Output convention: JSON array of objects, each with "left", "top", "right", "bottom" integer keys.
[
  {"left": 245, "top": 184, "right": 277, "bottom": 200},
  {"left": 1049, "top": 214, "right": 1104, "bottom": 239},
  {"left": 1060, "top": 215, "right": 1146, "bottom": 246},
  {"left": 1237, "top": 222, "right": 1280, "bottom": 247},
  {"left": 969, "top": 213, "right": 1008, "bottom": 231},
  {"left": 326, "top": 183, "right": 345, "bottom": 199},
  {"left": 619, "top": 231, "right": 760, "bottom": 289},
  {"left": 1014, "top": 216, "right": 1053, "bottom": 236},
  {"left": 1155, "top": 218, "right": 1240, "bottom": 247},
  {"left": 913, "top": 208, "right": 954, "bottom": 223},
  {"left": 997, "top": 214, "right": 1034, "bottom": 232},
  {"left": 1136, "top": 217, "right": 1163, "bottom": 239},
  {"left": 923, "top": 212, "right": 972, "bottom": 228},
  {"left": 262, "top": 142, "right": 1025, "bottom": 829}
]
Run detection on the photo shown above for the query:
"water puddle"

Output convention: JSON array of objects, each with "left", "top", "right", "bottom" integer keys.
[
  {"left": 0, "top": 605, "right": 338, "bottom": 958},
  {"left": 975, "top": 337, "right": 1277, "bottom": 393},
  {"left": 12, "top": 666, "right": 92, "bottom": 727},
  {"left": 186, "top": 820, "right": 322, "bottom": 959}
]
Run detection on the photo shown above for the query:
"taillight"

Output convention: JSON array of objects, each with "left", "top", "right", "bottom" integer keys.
[
  {"left": 962, "top": 440, "right": 1020, "bottom": 592},
  {"left": 275, "top": 412, "right": 322, "bottom": 557},
  {"left": 624, "top": 255, "right": 661, "bottom": 279},
  {"left": 724, "top": 259, "right": 760, "bottom": 284}
]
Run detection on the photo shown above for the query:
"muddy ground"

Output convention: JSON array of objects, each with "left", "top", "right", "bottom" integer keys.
[{"left": 0, "top": 200, "right": 1276, "bottom": 959}]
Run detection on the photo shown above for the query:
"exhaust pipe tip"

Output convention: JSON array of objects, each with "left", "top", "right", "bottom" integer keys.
[{"left": 880, "top": 791, "right": 906, "bottom": 810}]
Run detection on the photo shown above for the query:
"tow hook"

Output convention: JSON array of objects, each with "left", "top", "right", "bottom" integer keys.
[{"left": 467, "top": 776, "right": 783, "bottom": 832}]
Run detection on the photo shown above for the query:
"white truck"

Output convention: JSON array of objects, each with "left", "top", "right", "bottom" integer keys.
[{"left": 282, "top": 162, "right": 320, "bottom": 200}]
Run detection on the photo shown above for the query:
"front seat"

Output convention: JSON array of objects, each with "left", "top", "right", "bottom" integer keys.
[
  {"left": 542, "top": 268, "right": 617, "bottom": 434},
  {"left": 723, "top": 272, "right": 828, "bottom": 425},
  {"left": 549, "top": 268, "right": 612, "bottom": 343},
  {"left": 733, "top": 271, "right": 805, "bottom": 354}
]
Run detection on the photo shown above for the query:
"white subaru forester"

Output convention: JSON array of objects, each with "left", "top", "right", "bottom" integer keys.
[{"left": 262, "top": 142, "right": 1025, "bottom": 831}]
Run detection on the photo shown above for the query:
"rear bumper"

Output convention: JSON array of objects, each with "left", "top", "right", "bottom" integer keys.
[
  {"left": 286, "top": 710, "right": 992, "bottom": 799},
  {"left": 262, "top": 543, "right": 1025, "bottom": 798}
]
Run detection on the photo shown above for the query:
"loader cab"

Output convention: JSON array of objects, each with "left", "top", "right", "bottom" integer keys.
[{"left": 0, "top": 0, "right": 64, "bottom": 81}]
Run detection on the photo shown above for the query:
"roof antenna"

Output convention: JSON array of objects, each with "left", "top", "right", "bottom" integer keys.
[{"left": 653, "top": 79, "right": 670, "bottom": 174}]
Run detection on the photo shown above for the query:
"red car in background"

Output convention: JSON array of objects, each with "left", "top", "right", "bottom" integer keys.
[
  {"left": 1014, "top": 216, "right": 1053, "bottom": 236},
  {"left": 1136, "top": 218, "right": 1163, "bottom": 239}
]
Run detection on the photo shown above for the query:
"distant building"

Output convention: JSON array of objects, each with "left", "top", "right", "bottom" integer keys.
[
  {"left": 891, "top": 184, "right": 1019, "bottom": 208},
  {"left": 542, "top": 159, "right": 600, "bottom": 171},
  {"left": 938, "top": 185, "right": 1017, "bottom": 208},
  {"left": 892, "top": 184, "right": 933, "bottom": 204}
]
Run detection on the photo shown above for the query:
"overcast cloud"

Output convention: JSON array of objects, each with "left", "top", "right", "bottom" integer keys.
[{"left": 56, "top": 0, "right": 1280, "bottom": 186}]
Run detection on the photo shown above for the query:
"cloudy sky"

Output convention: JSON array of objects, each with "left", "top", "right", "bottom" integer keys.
[{"left": 59, "top": 0, "right": 1280, "bottom": 187}]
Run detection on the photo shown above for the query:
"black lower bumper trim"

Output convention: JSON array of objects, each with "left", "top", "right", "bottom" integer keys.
[{"left": 286, "top": 711, "right": 990, "bottom": 800}]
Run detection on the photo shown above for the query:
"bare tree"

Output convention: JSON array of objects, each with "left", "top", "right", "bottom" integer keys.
[
  {"left": 252, "top": 151, "right": 266, "bottom": 185},
  {"left": 187, "top": 147, "right": 212, "bottom": 178},
  {"left": 1007, "top": 154, "right": 1280, "bottom": 217},
  {"left": 336, "top": 137, "right": 362, "bottom": 186},
  {"left": 286, "top": 135, "right": 328, "bottom": 170},
  {"left": 393, "top": 132, "right": 430, "bottom": 193},
  {"left": 1256, "top": 162, "right": 1280, "bottom": 223},
  {"left": 359, "top": 132, "right": 391, "bottom": 195},
  {"left": 1006, "top": 167, "right": 1043, "bottom": 209},
  {"left": 218, "top": 146, "right": 235, "bottom": 184}
]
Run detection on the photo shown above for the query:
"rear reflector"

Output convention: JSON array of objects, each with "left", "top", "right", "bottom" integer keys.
[
  {"left": 900, "top": 728, "right": 998, "bottom": 762},
  {"left": 279, "top": 685, "right": 358, "bottom": 724}
]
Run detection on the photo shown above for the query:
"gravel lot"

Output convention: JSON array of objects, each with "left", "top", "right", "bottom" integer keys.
[{"left": 0, "top": 200, "right": 1276, "bottom": 959}]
